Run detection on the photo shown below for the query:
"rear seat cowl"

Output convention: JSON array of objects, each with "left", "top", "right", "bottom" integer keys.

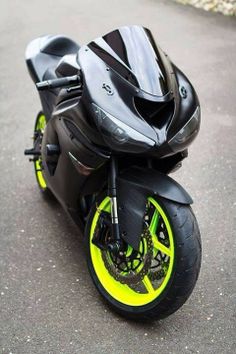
[
  {"left": 40, "top": 35, "right": 80, "bottom": 57},
  {"left": 25, "top": 35, "right": 80, "bottom": 83}
]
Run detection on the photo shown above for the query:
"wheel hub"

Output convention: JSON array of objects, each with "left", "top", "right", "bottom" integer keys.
[{"left": 102, "top": 227, "right": 153, "bottom": 285}]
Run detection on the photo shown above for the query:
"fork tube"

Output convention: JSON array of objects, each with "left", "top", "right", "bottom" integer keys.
[{"left": 108, "top": 156, "right": 121, "bottom": 247}]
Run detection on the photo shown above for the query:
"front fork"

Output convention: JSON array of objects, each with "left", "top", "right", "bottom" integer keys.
[{"left": 107, "top": 156, "right": 123, "bottom": 254}]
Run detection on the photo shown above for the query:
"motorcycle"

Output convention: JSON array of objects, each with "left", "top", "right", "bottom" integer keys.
[{"left": 24, "top": 25, "right": 202, "bottom": 320}]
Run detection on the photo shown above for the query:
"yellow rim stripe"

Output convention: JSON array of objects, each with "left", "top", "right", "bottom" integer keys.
[{"left": 34, "top": 114, "right": 47, "bottom": 189}]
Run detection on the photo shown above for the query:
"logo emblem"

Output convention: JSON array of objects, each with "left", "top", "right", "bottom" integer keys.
[
  {"left": 179, "top": 86, "right": 187, "bottom": 99},
  {"left": 102, "top": 83, "right": 114, "bottom": 96}
]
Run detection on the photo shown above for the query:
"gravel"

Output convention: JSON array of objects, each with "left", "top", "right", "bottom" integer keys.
[{"left": 175, "top": 0, "right": 236, "bottom": 15}]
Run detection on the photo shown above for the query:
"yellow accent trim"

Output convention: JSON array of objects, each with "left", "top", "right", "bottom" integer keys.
[
  {"left": 152, "top": 238, "right": 171, "bottom": 257},
  {"left": 35, "top": 159, "right": 47, "bottom": 189},
  {"left": 90, "top": 196, "right": 175, "bottom": 306},
  {"left": 149, "top": 209, "right": 158, "bottom": 234},
  {"left": 34, "top": 113, "right": 47, "bottom": 190},
  {"left": 142, "top": 275, "right": 155, "bottom": 294}
]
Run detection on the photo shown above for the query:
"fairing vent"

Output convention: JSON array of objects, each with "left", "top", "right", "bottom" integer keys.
[
  {"left": 134, "top": 97, "right": 174, "bottom": 129},
  {"left": 63, "top": 119, "right": 110, "bottom": 158},
  {"left": 64, "top": 119, "right": 86, "bottom": 144}
]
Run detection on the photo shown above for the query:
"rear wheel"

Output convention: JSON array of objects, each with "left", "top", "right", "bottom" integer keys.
[
  {"left": 85, "top": 192, "right": 201, "bottom": 320},
  {"left": 33, "top": 112, "right": 52, "bottom": 198}
]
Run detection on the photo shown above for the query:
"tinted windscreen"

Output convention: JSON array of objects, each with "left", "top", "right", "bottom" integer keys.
[{"left": 88, "top": 26, "right": 172, "bottom": 97}]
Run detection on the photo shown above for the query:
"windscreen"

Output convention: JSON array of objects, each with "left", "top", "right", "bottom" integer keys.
[{"left": 88, "top": 26, "right": 172, "bottom": 97}]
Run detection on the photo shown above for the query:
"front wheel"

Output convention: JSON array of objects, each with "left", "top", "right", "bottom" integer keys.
[{"left": 85, "top": 193, "right": 201, "bottom": 320}]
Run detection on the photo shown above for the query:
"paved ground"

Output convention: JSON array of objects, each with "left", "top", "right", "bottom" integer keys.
[{"left": 0, "top": 0, "right": 236, "bottom": 353}]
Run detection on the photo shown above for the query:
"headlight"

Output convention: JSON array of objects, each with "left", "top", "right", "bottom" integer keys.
[
  {"left": 92, "top": 103, "right": 155, "bottom": 153},
  {"left": 169, "top": 106, "right": 200, "bottom": 152}
]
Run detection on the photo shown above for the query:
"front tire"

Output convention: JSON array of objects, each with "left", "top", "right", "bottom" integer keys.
[{"left": 85, "top": 192, "right": 201, "bottom": 320}]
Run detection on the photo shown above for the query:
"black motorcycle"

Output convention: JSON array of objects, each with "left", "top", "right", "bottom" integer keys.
[{"left": 24, "top": 25, "right": 201, "bottom": 320}]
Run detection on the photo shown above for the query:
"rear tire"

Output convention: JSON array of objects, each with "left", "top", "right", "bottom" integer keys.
[
  {"left": 85, "top": 192, "right": 201, "bottom": 320},
  {"left": 33, "top": 112, "right": 54, "bottom": 199}
]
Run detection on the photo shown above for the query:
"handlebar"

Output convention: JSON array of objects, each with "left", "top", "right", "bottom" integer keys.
[{"left": 36, "top": 75, "right": 81, "bottom": 91}]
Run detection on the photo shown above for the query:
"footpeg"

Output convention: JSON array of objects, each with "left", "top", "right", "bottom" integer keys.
[{"left": 24, "top": 148, "right": 41, "bottom": 156}]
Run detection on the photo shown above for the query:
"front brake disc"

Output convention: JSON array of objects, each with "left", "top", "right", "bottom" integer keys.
[{"left": 102, "top": 227, "right": 153, "bottom": 285}]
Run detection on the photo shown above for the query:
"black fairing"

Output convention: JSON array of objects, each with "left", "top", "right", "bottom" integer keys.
[
  {"left": 25, "top": 26, "right": 200, "bottom": 250},
  {"left": 168, "top": 65, "right": 200, "bottom": 138},
  {"left": 78, "top": 25, "right": 200, "bottom": 156}
]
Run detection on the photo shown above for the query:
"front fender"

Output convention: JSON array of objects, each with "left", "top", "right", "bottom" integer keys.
[{"left": 117, "top": 166, "right": 193, "bottom": 250}]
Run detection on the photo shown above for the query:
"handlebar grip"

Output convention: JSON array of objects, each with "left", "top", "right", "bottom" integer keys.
[{"left": 36, "top": 75, "right": 81, "bottom": 91}]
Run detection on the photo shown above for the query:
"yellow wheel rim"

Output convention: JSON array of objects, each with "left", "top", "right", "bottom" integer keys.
[
  {"left": 34, "top": 113, "right": 47, "bottom": 190},
  {"left": 90, "top": 196, "right": 175, "bottom": 306}
]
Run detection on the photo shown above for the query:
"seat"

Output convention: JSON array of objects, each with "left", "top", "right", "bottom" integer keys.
[
  {"left": 25, "top": 35, "right": 80, "bottom": 120},
  {"left": 25, "top": 35, "right": 80, "bottom": 83},
  {"left": 40, "top": 35, "right": 79, "bottom": 57}
]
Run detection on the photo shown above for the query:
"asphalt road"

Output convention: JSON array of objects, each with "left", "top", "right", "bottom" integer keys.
[{"left": 0, "top": 1, "right": 236, "bottom": 353}]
